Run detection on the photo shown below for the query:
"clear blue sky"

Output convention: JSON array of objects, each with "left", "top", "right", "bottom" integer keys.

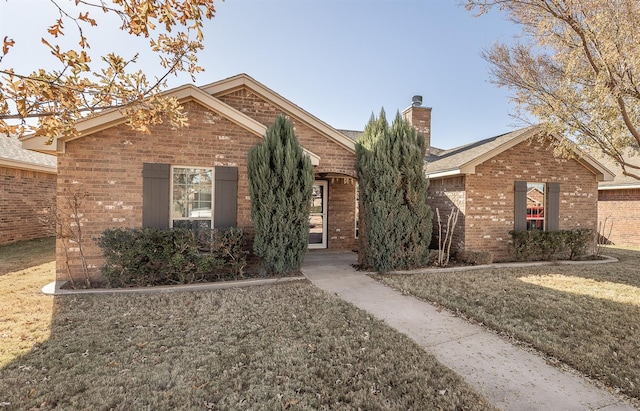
[{"left": 1, "top": 0, "right": 524, "bottom": 149}]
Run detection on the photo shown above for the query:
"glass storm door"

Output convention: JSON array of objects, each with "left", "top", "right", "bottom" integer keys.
[{"left": 308, "top": 181, "right": 328, "bottom": 248}]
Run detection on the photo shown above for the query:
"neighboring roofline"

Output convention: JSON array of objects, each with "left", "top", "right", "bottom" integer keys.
[
  {"left": 202, "top": 74, "right": 356, "bottom": 153},
  {"left": 20, "top": 83, "right": 320, "bottom": 166},
  {"left": 425, "top": 169, "right": 462, "bottom": 179},
  {"left": 427, "top": 126, "right": 614, "bottom": 182},
  {"left": 598, "top": 184, "right": 640, "bottom": 190},
  {"left": 0, "top": 158, "right": 56, "bottom": 174}
]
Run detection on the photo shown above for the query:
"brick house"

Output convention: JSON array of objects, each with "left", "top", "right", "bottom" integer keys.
[
  {"left": 22, "top": 74, "right": 615, "bottom": 283},
  {"left": 402, "top": 103, "right": 614, "bottom": 261},
  {"left": 594, "top": 152, "right": 640, "bottom": 248},
  {"left": 0, "top": 135, "right": 57, "bottom": 245},
  {"left": 22, "top": 74, "right": 358, "bottom": 283}
]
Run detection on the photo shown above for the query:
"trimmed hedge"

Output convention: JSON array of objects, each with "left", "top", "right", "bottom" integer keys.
[
  {"left": 509, "top": 228, "right": 593, "bottom": 262},
  {"left": 97, "top": 227, "right": 247, "bottom": 287}
]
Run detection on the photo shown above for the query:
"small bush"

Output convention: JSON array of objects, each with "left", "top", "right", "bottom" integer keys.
[
  {"left": 509, "top": 229, "right": 594, "bottom": 262},
  {"left": 563, "top": 228, "right": 593, "bottom": 260},
  {"left": 458, "top": 250, "right": 492, "bottom": 266},
  {"left": 97, "top": 227, "right": 247, "bottom": 287}
]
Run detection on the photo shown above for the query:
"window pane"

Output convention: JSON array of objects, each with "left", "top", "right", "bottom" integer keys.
[
  {"left": 310, "top": 185, "right": 324, "bottom": 214},
  {"left": 526, "top": 182, "right": 545, "bottom": 231},
  {"left": 172, "top": 167, "right": 213, "bottom": 221}
]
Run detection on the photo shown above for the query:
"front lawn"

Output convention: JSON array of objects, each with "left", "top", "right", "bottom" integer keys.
[
  {"left": 375, "top": 246, "right": 640, "bottom": 402},
  {"left": 0, "top": 271, "right": 494, "bottom": 409}
]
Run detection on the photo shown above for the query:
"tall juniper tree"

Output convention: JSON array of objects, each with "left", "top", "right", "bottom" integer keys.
[
  {"left": 356, "top": 110, "right": 433, "bottom": 272},
  {"left": 247, "top": 114, "right": 314, "bottom": 275}
]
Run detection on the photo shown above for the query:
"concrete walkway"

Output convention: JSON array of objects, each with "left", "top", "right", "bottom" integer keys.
[{"left": 302, "top": 251, "right": 635, "bottom": 411}]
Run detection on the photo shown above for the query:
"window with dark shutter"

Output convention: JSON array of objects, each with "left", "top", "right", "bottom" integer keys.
[
  {"left": 214, "top": 166, "right": 238, "bottom": 228},
  {"left": 142, "top": 163, "right": 170, "bottom": 228},
  {"left": 546, "top": 182, "right": 560, "bottom": 231},
  {"left": 514, "top": 181, "right": 528, "bottom": 231}
]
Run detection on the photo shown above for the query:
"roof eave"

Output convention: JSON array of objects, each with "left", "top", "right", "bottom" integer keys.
[
  {"left": 0, "top": 157, "right": 56, "bottom": 173},
  {"left": 19, "top": 83, "right": 321, "bottom": 166},
  {"left": 598, "top": 183, "right": 640, "bottom": 190},
  {"left": 425, "top": 169, "right": 463, "bottom": 179}
]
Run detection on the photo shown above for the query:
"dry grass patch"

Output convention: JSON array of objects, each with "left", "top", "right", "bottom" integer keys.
[
  {"left": 375, "top": 247, "right": 640, "bottom": 401},
  {"left": 0, "top": 238, "right": 56, "bottom": 368},
  {"left": 0, "top": 282, "right": 494, "bottom": 410}
]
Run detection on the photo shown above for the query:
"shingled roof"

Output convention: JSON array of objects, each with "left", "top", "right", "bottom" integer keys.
[
  {"left": 424, "top": 126, "right": 613, "bottom": 182},
  {"left": 0, "top": 135, "right": 56, "bottom": 173},
  {"left": 590, "top": 149, "right": 640, "bottom": 189}
]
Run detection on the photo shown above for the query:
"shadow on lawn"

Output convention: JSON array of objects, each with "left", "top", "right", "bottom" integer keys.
[{"left": 0, "top": 283, "right": 496, "bottom": 411}]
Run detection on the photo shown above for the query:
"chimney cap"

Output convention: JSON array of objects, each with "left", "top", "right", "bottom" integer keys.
[{"left": 411, "top": 95, "right": 423, "bottom": 107}]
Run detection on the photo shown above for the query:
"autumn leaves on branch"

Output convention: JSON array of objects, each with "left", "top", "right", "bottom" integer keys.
[{"left": 0, "top": 0, "right": 217, "bottom": 141}]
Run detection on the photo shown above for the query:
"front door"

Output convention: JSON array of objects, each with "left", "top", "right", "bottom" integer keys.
[{"left": 308, "top": 181, "right": 328, "bottom": 248}]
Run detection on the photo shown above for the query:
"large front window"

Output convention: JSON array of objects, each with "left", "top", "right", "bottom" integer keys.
[
  {"left": 171, "top": 167, "right": 213, "bottom": 230},
  {"left": 526, "top": 182, "right": 545, "bottom": 230}
]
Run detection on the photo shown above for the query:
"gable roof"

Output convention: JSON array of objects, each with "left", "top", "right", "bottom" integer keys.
[
  {"left": 20, "top": 75, "right": 355, "bottom": 166},
  {"left": 425, "top": 125, "right": 614, "bottom": 182},
  {"left": 203, "top": 74, "right": 355, "bottom": 153},
  {"left": 0, "top": 135, "right": 56, "bottom": 173}
]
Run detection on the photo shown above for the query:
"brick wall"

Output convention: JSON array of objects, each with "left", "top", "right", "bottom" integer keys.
[
  {"left": 427, "top": 176, "right": 466, "bottom": 251},
  {"left": 56, "top": 91, "right": 357, "bottom": 283},
  {"left": 463, "top": 137, "right": 598, "bottom": 261},
  {"left": 402, "top": 105, "right": 431, "bottom": 154},
  {"left": 598, "top": 188, "right": 640, "bottom": 248},
  {"left": 327, "top": 178, "right": 357, "bottom": 250},
  {"left": 0, "top": 166, "right": 56, "bottom": 245}
]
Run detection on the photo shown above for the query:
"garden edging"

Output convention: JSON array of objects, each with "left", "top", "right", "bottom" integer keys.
[
  {"left": 386, "top": 254, "right": 618, "bottom": 276},
  {"left": 42, "top": 275, "right": 306, "bottom": 296}
]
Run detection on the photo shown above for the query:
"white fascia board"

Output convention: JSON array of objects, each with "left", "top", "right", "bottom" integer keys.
[
  {"left": 425, "top": 169, "right": 462, "bottom": 179},
  {"left": 0, "top": 158, "right": 56, "bottom": 173},
  {"left": 598, "top": 184, "right": 640, "bottom": 190},
  {"left": 20, "top": 134, "right": 64, "bottom": 154},
  {"left": 20, "top": 84, "right": 321, "bottom": 166}
]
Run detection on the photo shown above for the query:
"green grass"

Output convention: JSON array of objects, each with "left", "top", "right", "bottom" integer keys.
[
  {"left": 0, "top": 237, "right": 55, "bottom": 276},
  {"left": 375, "top": 246, "right": 640, "bottom": 402},
  {"left": 0, "top": 251, "right": 494, "bottom": 410}
]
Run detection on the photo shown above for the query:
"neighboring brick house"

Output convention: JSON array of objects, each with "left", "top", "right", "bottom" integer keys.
[
  {"left": 402, "top": 102, "right": 614, "bottom": 261},
  {"left": 0, "top": 135, "right": 57, "bottom": 245},
  {"left": 594, "top": 153, "right": 640, "bottom": 248},
  {"left": 22, "top": 74, "right": 357, "bottom": 283}
]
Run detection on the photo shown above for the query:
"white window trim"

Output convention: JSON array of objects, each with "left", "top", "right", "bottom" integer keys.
[
  {"left": 526, "top": 182, "right": 546, "bottom": 231},
  {"left": 308, "top": 180, "right": 328, "bottom": 249},
  {"left": 170, "top": 165, "right": 215, "bottom": 228}
]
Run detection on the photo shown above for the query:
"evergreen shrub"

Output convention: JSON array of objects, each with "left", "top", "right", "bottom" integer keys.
[
  {"left": 356, "top": 110, "right": 433, "bottom": 272},
  {"left": 247, "top": 114, "right": 313, "bottom": 275},
  {"left": 509, "top": 228, "right": 594, "bottom": 261},
  {"left": 97, "top": 227, "right": 247, "bottom": 287}
]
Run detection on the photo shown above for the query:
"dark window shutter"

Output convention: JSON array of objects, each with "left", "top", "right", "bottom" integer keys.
[
  {"left": 514, "top": 181, "right": 527, "bottom": 231},
  {"left": 142, "top": 163, "right": 170, "bottom": 228},
  {"left": 547, "top": 182, "right": 560, "bottom": 231},
  {"left": 214, "top": 166, "right": 238, "bottom": 228}
]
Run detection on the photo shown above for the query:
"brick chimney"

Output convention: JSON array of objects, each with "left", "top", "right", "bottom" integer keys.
[{"left": 402, "top": 95, "right": 431, "bottom": 155}]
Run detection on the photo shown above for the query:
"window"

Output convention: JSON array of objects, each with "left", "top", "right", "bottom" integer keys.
[
  {"left": 171, "top": 167, "right": 213, "bottom": 231},
  {"left": 514, "top": 181, "right": 559, "bottom": 232},
  {"left": 526, "top": 182, "right": 545, "bottom": 230},
  {"left": 143, "top": 163, "right": 237, "bottom": 230},
  {"left": 354, "top": 182, "right": 359, "bottom": 239}
]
